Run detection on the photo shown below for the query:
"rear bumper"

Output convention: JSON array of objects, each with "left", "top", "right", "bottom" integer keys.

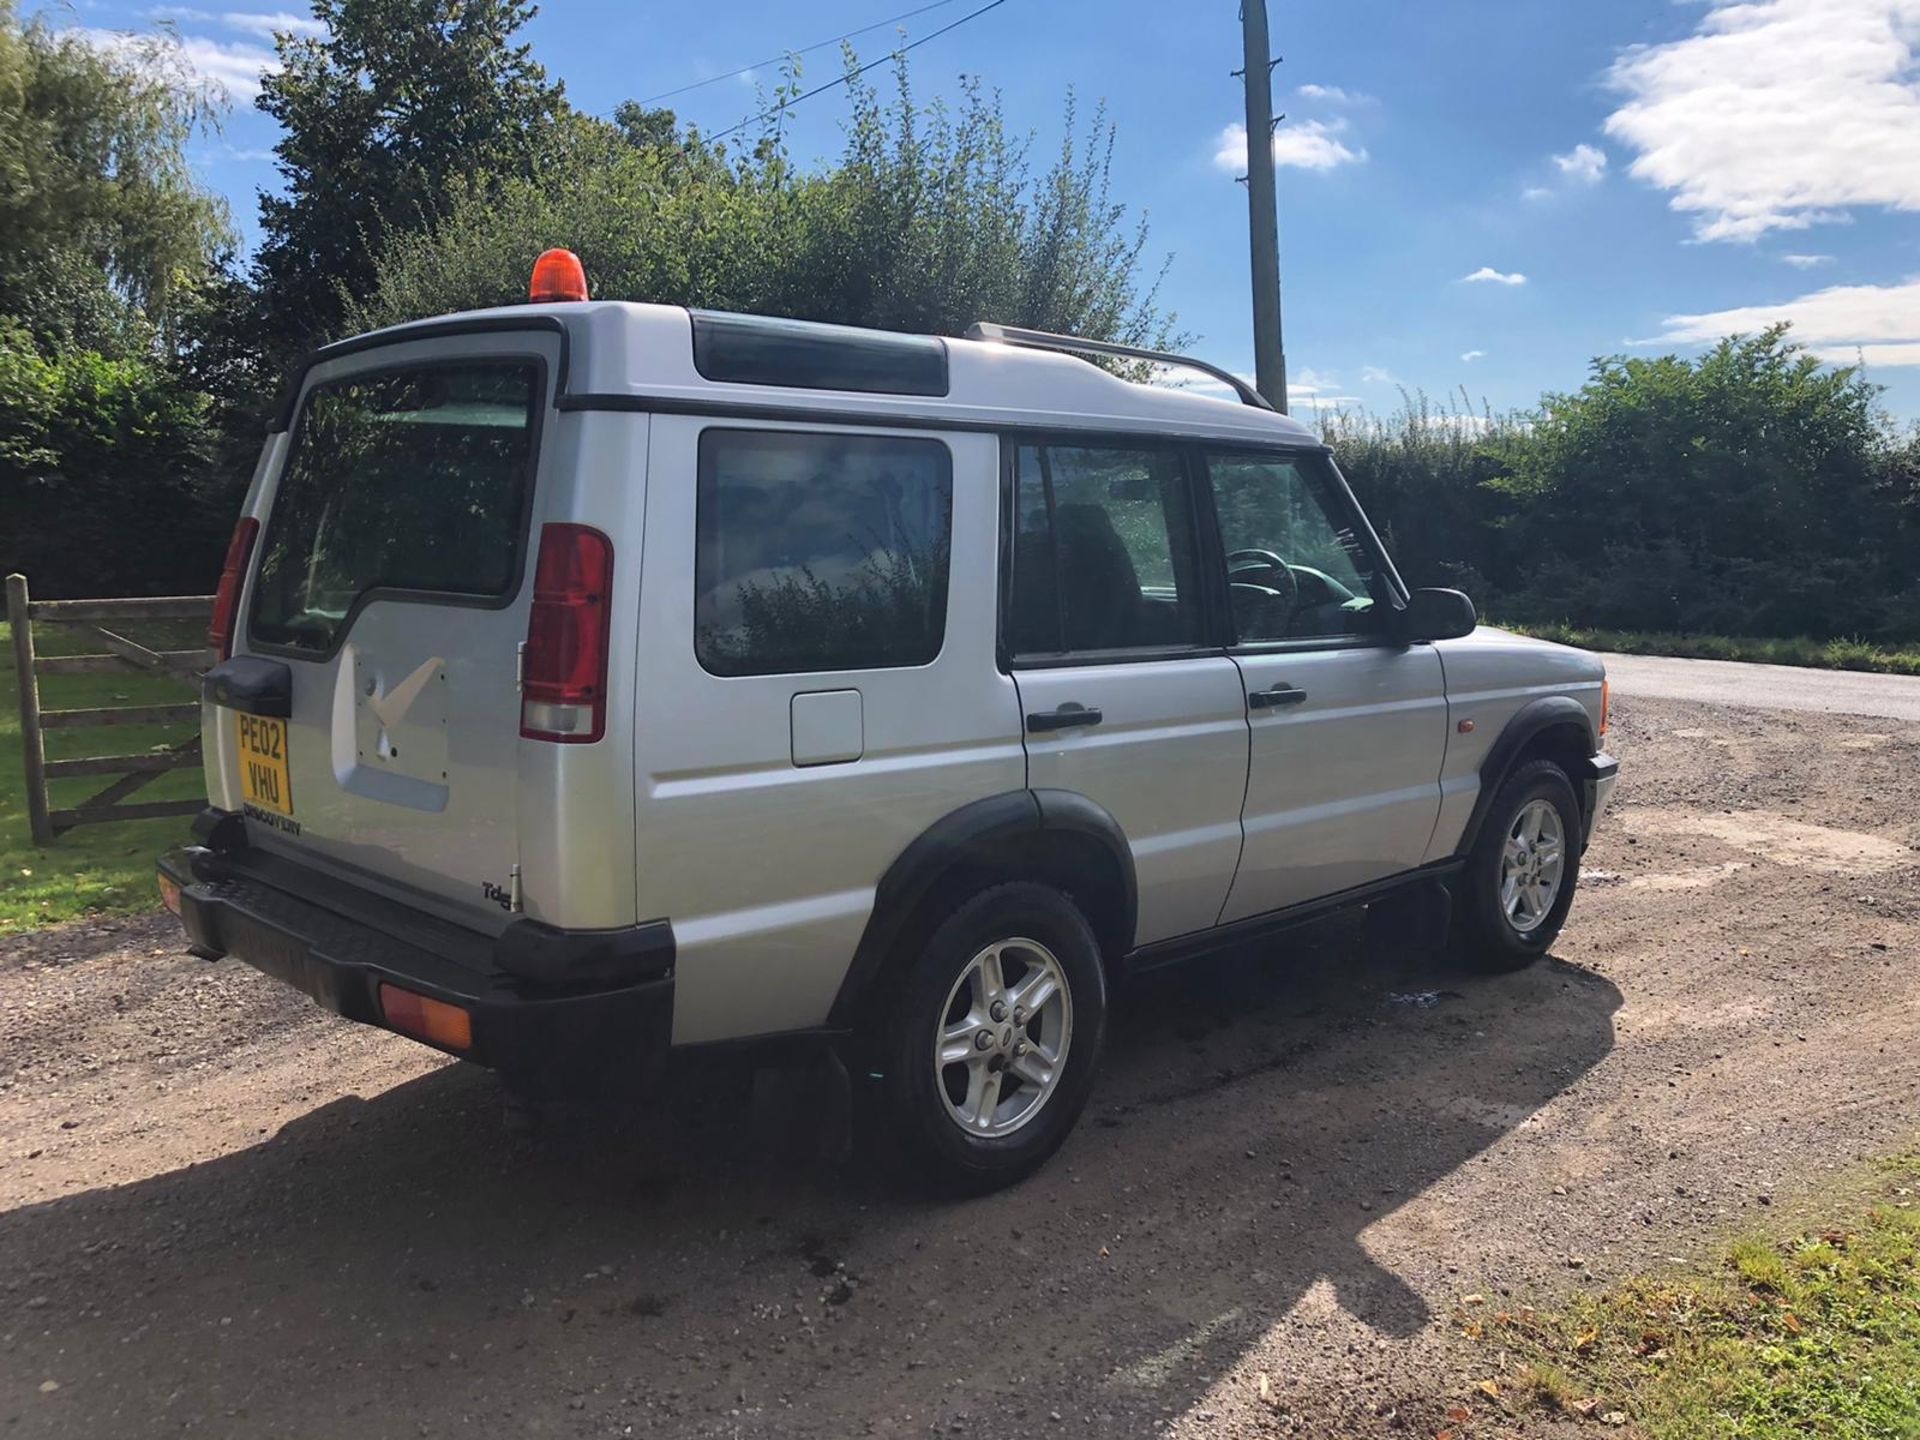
[
  {"left": 158, "top": 832, "right": 674, "bottom": 1098},
  {"left": 1582, "top": 752, "right": 1620, "bottom": 846}
]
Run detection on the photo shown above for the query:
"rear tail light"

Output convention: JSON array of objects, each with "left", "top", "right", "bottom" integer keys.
[
  {"left": 520, "top": 523, "right": 613, "bottom": 743},
  {"left": 209, "top": 517, "right": 260, "bottom": 660}
]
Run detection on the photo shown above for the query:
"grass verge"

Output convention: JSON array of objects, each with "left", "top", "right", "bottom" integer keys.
[
  {"left": 1454, "top": 1153, "right": 1920, "bottom": 1438},
  {"left": 0, "top": 618, "right": 203, "bottom": 934},
  {"left": 1502, "top": 621, "right": 1920, "bottom": 677}
]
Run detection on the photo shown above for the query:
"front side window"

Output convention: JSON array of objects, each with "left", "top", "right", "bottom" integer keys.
[
  {"left": 695, "top": 429, "right": 953, "bottom": 676},
  {"left": 1206, "top": 451, "right": 1384, "bottom": 643},
  {"left": 250, "top": 360, "right": 540, "bottom": 653},
  {"left": 1008, "top": 443, "right": 1204, "bottom": 656}
]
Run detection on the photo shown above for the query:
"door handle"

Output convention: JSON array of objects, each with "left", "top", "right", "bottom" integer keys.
[
  {"left": 1026, "top": 705, "right": 1104, "bottom": 733},
  {"left": 1248, "top": 685, "right": 1308, "bottom": 709}
]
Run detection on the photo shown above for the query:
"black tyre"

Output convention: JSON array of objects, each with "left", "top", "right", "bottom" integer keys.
[
  {"left": 880, "top": 882, "right": 1107, "bottom": 1195},
  {"left": 1454, "top": 758, "right": 1583, "bottom": 972}
]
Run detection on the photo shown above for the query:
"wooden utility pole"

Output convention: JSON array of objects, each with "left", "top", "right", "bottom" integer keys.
[{"left": 1239, "top": 0, "right": 1288, "bottom": 413}]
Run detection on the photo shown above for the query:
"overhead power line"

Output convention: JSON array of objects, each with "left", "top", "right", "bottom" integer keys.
[
  {"left": 638, "top": 0, "right": 968, "bottom": 106},
  {"left": 709, "top": 0, "right": 1011, "bottom": 143}
]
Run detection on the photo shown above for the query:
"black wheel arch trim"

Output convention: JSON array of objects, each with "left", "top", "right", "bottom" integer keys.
[
  {"left": 827, "top": 789, "right": 1137, "bottom": 1030},
  {"left": 1455, "top": 695, "right": 1598, "bottom": 856}
]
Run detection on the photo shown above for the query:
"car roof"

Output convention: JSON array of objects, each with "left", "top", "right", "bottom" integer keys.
[{"left": 330, "top": 301, "right": 1325, "bottom": 449}]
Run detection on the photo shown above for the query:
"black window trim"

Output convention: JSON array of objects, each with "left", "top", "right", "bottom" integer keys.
[
  {"left": 1197, "top": 442, "right": 1411, "bottom": 655},
  {"left": 998, "top": 432, "right": 1227, "bottom": 670},
  {"left": 246, "top": 351, "right": 551, "bottom": 664},
  {"left": 691, "top": 424, "right": 957, "bottom": 680},
  {"left": 688, "top": 310, "right": 951, "bottom": 398}
]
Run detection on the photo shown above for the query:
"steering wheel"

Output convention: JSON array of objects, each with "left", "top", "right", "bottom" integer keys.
[
  {"left": 1225, "top": 549, "right": 1299, "bottom": 641},
  {"left": 1225, "top": 548, "right": 1299, "bottom": 612}
]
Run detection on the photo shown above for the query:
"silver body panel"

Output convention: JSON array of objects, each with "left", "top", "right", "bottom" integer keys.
[
  {"left": 1223, "top": 643, "right": 1449, "bottom": 919},
  {"left": 1423, "top": 627, "right": 1608, "bottom": 862},
  {"left": 1015, "top": 657, "right": 1250, "bottom": 945},
  {"left": 632, "top": 420, "right": 1023, "bottom": 1044},
  {"left": 215, "top": 331, "right": 571, "bottom": 935}
]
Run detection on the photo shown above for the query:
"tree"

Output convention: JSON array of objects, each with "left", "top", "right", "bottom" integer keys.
[
  {"left": 0, "top": 320, "right": 225, "bottom": 596},
  {"left": 1486, "top": 327, "right": 1918, "bottom": 639},
  {"left": 253, "top": 0, "right": 565, "bottom": 357},
  {"left": 0, "top": 2, "right": 231, "bottom": 352},
  {"left": 350, "top": 57, "right": 1178, "bottom": 351}
]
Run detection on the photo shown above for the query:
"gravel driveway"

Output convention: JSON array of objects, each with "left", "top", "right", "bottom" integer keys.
[{"left": 3, "top": 693, "right": 1917, "bottom": 1438}]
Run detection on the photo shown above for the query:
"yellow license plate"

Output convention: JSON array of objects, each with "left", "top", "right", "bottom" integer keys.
[{"left": 236, "top": 714, "right": 294, "bottom": 816}]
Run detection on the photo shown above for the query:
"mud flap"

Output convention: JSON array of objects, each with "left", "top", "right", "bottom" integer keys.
[{"left": 750, "top": 1049, "right": 854, "bottom": 1165}]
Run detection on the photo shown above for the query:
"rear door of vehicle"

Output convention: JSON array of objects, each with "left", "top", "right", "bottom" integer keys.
[
  {"left": 1004, "top": 437, "right": 1251, "bottom": 945},
  {"left": 221, "top": 331, "right": 560, "bottom": 926}
]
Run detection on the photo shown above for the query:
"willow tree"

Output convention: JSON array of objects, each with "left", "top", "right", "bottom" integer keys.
[{"left": 0, "top": 2, "right": 231, "bottom": 351}]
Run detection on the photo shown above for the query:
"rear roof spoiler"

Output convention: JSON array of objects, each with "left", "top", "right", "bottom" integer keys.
[
  {"left": 963, "top": 322, "right": 1274, "bottom": 412},
  {"left": 268, "top": 314, "right": 573, "bottom": 433}
]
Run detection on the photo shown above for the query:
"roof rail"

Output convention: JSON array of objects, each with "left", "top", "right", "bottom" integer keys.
[{"left": 963, "top": 321, "right": 1275, "bottom": 412}]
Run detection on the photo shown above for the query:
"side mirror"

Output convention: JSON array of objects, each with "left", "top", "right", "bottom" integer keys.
[{"left": 1395, "top": 587, "right": 1477, "bottom": 643}]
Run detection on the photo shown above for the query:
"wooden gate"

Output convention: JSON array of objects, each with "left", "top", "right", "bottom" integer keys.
[{"left": 6, "top": 574, "right": 212, "bottom": 844}]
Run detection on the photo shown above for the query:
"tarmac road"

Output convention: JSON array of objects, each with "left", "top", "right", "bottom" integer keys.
[{"left": 1601, "top": 650, "right": 1920, "bottom": 722}]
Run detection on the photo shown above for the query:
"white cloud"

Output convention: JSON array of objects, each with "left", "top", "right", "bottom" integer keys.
[
  {"left": 1604, "top": 0, "right": 1920, "bottom": 242},
  {"left": 1212, "top": 119, "right": 1366, "bottom": 174},
  {"left": 1837, "top": 343, "right": 1920, "bottom": 365},
  {"left": 1649, "top": 277, "right": 1920, "bottom": 365},
  {"left": 220, "top": 11, "right": 328, "bottom": 40},
  {"left": 1781, "top": 253, "right": 1834, "bottom": 268},
  {"left": 1296, "top": 83, "right": 1372, "bottom": 105},
  {"left": 1461, "top": 349, "right": 1486, "bottom": 363},
  {"left": 1358, "top": 364, "right": 1398, "bottom": 384},
  {"left": 1551, "top": 142, "right": 1608, "bottom": 185},
  {"left": 1461, "top": 266, "right": 1527, "bottom": 286},
  {"left": 77, "top": 24, "right": 279, "bottom": 100},
  {"left": 169, "top": 32, "right": 278, "bottom": 98},
  {"left": 1522, "top": 185, "right": 1555, "bottom": 203}
]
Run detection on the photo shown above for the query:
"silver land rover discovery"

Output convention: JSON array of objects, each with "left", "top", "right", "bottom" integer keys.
[{"left": 160, "top": 251, "right": 1619, "bottom": 1193}]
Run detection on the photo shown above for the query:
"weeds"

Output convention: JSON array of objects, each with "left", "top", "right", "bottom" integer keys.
[{"left": 1457, "top": 1156, "right": 1920, "bottom": 1438}]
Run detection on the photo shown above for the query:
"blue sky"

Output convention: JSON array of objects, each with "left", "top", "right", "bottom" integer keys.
[{"left": 56, "top": 0, "right": 1920, "bottom": 422}]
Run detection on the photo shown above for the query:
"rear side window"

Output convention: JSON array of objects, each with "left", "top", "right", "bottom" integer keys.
[
  {"left": 249, "top": 360, "right": 540, "bottom": 653},
  {"left": 1007, "top": 442, "right": 1205, "bottom": 656},
  {"left": 695, "top": 429, "right": 953, "bottom": 676}
]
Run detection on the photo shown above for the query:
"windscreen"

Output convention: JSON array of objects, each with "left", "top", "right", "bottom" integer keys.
[{"left": 248, "top": 360, "right": 540, "bottom": 653}]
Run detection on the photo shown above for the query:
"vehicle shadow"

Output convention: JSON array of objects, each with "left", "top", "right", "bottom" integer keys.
[{"left": 0, "top": 913, "right": 1620, "bottom": 1437}]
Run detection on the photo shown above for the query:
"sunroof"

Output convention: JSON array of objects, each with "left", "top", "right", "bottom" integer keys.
[{"left": 689, "top": 311, "right": 949, "bottom": 397}]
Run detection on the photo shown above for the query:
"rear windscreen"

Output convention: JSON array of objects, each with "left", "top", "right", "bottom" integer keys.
[{"left": 249, "top": 360, "right": 540, "bottom": 653}]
